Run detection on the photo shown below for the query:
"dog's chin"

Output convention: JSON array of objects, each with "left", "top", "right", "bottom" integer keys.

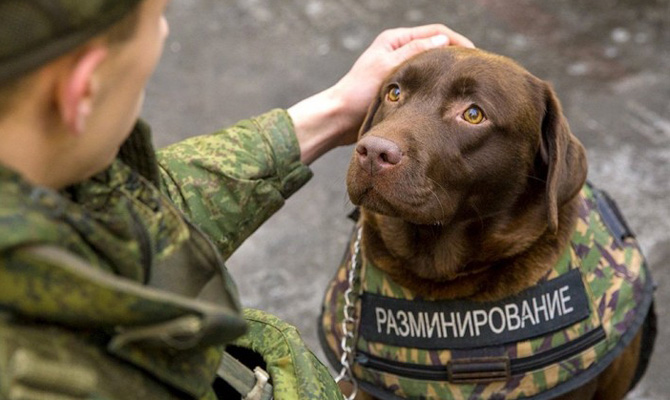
[
  {"left": 350, "top": 188, "right": 451, "bottom": 226},
  {"left": 409, "top": 264, "right": 461, "bottom": 282}
]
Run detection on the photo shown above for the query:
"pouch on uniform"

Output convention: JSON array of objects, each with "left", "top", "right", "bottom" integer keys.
[{"left": 227, "top": 309, "right": 342, "bottom": 400}]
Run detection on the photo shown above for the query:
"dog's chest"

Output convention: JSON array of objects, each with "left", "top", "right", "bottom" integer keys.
[{"left": 319, "top": 184, "right": 654, "bottom": 399}]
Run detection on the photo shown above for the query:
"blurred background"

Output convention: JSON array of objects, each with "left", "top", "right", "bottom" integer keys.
[{"left": 144, "top": 1, "right": 669, "bottom": 398}]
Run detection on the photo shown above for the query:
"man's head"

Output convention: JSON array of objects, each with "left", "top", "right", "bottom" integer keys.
[
  {"left": 0, "top": 0, "right": 170, "bottom": 188},
  {"left": 0, "top": 0, "right": 143, "bottom": 116},
  {"left": 0, "top": 0, "right": 150, "bottom": 82}
]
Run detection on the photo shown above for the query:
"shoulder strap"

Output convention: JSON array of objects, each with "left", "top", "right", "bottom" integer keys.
[
  {"left": 1, "top": 244, "right": 247, "bottom": 398},
  {"left": 117, "top": 119, "right": 161, "bottom": 186},
  {"left": 0, "top": 317, "right": 184, "bottom": 400}
]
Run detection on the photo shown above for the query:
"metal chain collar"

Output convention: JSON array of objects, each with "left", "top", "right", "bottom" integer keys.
[{"left": 334, "top": 226, "right": 363, "bottom": 400}]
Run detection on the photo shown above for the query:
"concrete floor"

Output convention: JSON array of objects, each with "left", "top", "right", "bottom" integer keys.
[{"left": 144, "top": 1, "right": 669, "bottom": 398}]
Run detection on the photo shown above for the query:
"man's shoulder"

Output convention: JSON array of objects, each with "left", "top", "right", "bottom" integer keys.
[{"left": 0, "top": 178, "right": 71, "bottom": 252}]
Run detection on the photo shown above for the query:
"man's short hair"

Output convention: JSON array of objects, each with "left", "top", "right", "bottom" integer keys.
[
  {"left": 0, "top": 1, "right": 143, "bottom": 117},
  {"left": 106, "top": 5, "right": 143, "bottom": 46}
]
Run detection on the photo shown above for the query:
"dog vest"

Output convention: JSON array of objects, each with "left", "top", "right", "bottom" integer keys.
[{"left": 319, "top": 184, "right": 656, "bottom": 400}]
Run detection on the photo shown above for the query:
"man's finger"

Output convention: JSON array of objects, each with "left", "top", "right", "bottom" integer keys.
[
  {"left": 392, "top": 35, "right": 451, "bottom": 63},
  {"left": 443, "top": 28, "right": 475, "bottom": 49},
  {"left": 380, "top": 24, "right": 475, "bottom": 50}
]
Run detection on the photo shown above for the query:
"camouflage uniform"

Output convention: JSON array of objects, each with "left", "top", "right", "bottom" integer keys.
[
  {"left": 0, "top": 112, "right": 340, "bottom": 399},
  {"left": 0, "top": 2, "right": 341, "bottom": 398},
  {"left": 320, "top": 184, "right": 656, "bottom": 399}
]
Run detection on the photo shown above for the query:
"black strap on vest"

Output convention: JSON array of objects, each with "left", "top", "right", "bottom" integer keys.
[{"left": 591, "top": 185, "right": 634, "bottom": 246}]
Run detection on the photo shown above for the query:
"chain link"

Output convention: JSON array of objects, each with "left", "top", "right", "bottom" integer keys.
[{"left": 334, "top": 226, "right": 362, "bottom": 400}]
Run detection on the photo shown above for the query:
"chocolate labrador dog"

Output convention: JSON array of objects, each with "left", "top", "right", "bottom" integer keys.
[{"left": 320, "top": 47, "right": 655, "bottom": 400}]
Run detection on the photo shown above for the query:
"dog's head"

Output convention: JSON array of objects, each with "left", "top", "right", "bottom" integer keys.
[{"left": 347, "top": 47, "right": 587, "bottom": 234}]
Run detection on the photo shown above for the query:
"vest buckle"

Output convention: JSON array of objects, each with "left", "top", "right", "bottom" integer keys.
[{"left": 447, "top": 356, "right": 510, "bottom": 383}]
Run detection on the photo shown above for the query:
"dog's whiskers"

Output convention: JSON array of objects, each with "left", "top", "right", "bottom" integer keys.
[
  {"left": 525, "top": 174, "right": 547, "bottom": 184},
  {"left": 469, "top": 201, "right": 486, "bottom": 230},
  {"left": 426, "top": 177, "right": 449, "bottom": 222}
]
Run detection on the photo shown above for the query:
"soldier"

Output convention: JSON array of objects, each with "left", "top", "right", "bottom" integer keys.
[{"left": 0, "top": 1, "right": 473, "bottom": 399}]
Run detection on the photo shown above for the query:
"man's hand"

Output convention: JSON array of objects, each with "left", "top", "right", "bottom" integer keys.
[{"left": 289, "top": 24, "right": 474, "bottom": 164}]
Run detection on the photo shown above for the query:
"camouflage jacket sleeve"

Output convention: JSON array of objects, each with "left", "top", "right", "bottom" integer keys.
[{"left": 156, "top": 109, "right": 313, "bottom": 260}]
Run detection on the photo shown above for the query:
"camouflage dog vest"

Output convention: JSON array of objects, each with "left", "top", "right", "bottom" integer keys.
[{"left": 319, "top": 184, "right": 656, "bottom": 399}]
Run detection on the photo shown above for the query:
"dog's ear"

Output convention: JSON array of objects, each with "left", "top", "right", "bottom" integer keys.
[
  {"left": 358, "top": 96, "right": 382, "bottom": 138},
  {"left": 539, "top": 83, "right": 588, "bottom": 233}
]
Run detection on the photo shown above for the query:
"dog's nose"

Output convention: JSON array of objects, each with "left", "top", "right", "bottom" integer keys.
[{"left": 356, "top": 135, "right": 402, "bottom": 174}]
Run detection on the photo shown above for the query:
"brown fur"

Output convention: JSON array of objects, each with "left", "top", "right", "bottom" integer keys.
[{"left": 345, "top": 47, "right": 642, "bottom": 399}]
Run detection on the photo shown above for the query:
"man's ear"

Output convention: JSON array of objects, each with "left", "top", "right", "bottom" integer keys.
[
  {"left": 539, "top": 82, "right": 588, "bottom": 233},
  {"left": 57, "top": 46, "right": 108, "bottom": 135}
]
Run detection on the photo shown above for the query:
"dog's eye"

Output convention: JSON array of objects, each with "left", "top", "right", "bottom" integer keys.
[
  {"left": 387, "top": 85, "right": 401, "bottom": 102},
  {"left": 463, "top": 106, "right": 485, "bottom": 124}
]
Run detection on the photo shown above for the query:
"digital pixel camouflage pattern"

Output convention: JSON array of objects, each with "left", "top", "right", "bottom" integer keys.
[
  {"left": 0, "top": 0, "right": 143, "bottom": 83},
  {"left": 158, "top": 109, "right": 313, "bottom": 260},
  {"left": 232, "top": 309, "right": 342, "bottom": 400},
  {"left": 320, "top": 184, "right": 655, "bottom": 399},
  {"left": 0, "top": 157, "right": 239, "bottom": 400},
  {"left": 0, "top": 110, "right": 335, "bottom": 399}
]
